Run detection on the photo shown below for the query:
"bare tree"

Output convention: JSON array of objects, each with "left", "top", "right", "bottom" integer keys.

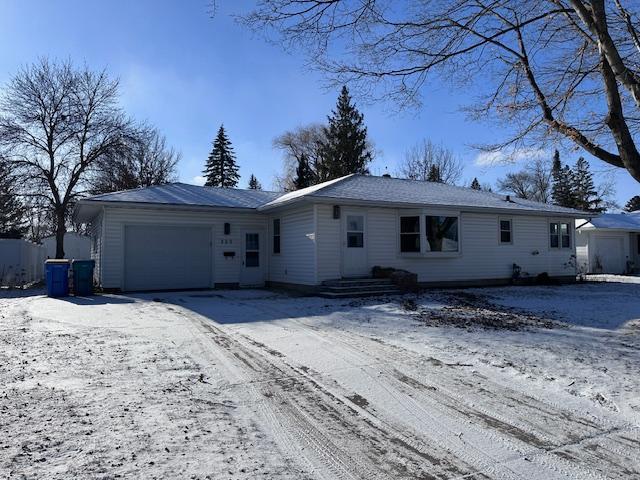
[
  {"left": 398, "top": 140, "right": 463, "bottom": 184},
  {"left": 243, "top": 1, "right": 640, "bottom": 183},
  {"left": 273, "top": 123, "right": 326, "bottom": 191},
  {"left": 90, "top": 126, "right": 180, "bottom": 194},
  {"left": 0, "top": 59, "right": 130, "bottom": 257},
  {"left": 497, "top": 158, "right": 553, "bottom": 202}
]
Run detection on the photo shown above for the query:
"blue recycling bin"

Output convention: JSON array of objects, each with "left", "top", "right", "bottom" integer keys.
[{"left": 45, "top": 259, "right": 70, "bottom": 297}]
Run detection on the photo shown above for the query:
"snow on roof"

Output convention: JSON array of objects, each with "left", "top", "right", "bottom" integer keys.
[
  {"left": 260, "top": 174, "right": 588, "bottom": 215},
  {"left": 78, "top": 175, "right": 589, "bottom": 217},
  {"left": 583, "top": 213, "right": 640, "bottom": 231},
  {"left": 84, "top": 182, "right": 281, "bottom": 209}
]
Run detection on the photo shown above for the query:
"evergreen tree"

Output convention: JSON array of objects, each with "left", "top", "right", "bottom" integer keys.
[
  {"left": 572, "top": 157, "right": 603, "bottom": 212},
  {"left": 551, "top": 150, "right": 576, "bottom": 208},
  {"left": 426, "top": 164, "right": 442, "bottom": 182},
  {"left": 0, "top": 160, "right": 26, "bottom": 238},
  {"left": 248, "top": 174, "right": 261, "bottom": 190},
  {"left": 294, "top": 153, "right": 314, "bottom": 190},
  {"left": 470, "top": 177, "right": 481, "bottom": 190},
  {"left": 203, "top": 125, "right": 240, "bottom": 188},
  {"left": 318, "top": 86, "right": 373, "bottom": 181},
  {"left": 625, "top": 195, "right": 640, "bottom": 212}
]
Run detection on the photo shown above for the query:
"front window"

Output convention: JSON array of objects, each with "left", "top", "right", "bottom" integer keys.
[
  {"left": 500, "top": 219, "right": 512, "bottom": 244},
  {"left": 425, "top": 216, "right": 459, "bottom": 252},
  {"left": 550, "top": 222, "right": 571, "bottom": 248},
  {"left": 400, "top": 216, "right": 420, "bottom": 252},
  {"left": 273, "top": 219, "right": 280, "bottom": 254}
]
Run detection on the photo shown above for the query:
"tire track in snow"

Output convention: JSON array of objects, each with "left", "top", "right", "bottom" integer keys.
[
  {"left": 222, "top": 298, "right": 637, "bottom": 480},
  {"left": 183, "top": 309, "right": 490, "bottom": 480}
]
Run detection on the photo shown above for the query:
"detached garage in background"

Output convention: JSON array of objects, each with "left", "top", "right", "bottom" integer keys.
[{"left": 576, "top": 213, "right": 640, "bottom": 274}]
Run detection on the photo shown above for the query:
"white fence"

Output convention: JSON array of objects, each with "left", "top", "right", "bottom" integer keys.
[{"left": 0, "top": 239, "right": 46, "bottom": 286}]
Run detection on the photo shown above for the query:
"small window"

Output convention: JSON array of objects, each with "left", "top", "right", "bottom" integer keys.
[
  {"left": 246, "top": 233, "right": 260, "bottom": 267},
  {"left": 425, "top": 216, "right": 459, "bottom": 252},
  {"left": 273, "top": 219, "right": 280, "bottom": 254},
  {"left": 346, "top": 215, "right": 364, "bottom": 248},
  {"left": 500, "top": 219, "right": 512, "bottom": 244},
  {"left": 400, "top": 216, "right": 420, "bottom": 252},
  {"left": 637, "top": 235, "right": 640, "bottom": 255},
  {"left": 550, "top": 222, "right": 571, "bottom": 249}
]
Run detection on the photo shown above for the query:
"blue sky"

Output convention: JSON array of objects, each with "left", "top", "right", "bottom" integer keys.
[{"left": 0, "top": 0, "right": 637, "bottom": 206}]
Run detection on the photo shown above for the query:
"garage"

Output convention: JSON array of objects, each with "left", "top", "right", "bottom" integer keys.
[
  {"left": 124, "top": 225, "right": 212, "bottom": 291},
  {"left": 593, "top": 235, "right": 625, "bottom": 274}
]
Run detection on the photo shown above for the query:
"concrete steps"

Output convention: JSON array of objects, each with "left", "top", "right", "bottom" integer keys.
[{"left": 318, "top": 278, "right": 402, "bottom": 298}]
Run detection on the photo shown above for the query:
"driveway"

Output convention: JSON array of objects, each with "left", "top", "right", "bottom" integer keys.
[{"left": 2, "top": 285, "right": 639, "bottom": 479}]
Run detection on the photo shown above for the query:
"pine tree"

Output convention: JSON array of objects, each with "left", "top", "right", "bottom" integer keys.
[
  {"left": 624, "top": 195, "right": 640, "bottom": 212},
  {"left": 203, "top": 125, "right": 240, "bottom": 188},
  {"left": 551, "top": 150, "right": 576, "bottom": 208},
  {"left": 470, "top": 177, "right": 481, "bottom": 190},
  {"left": 294, "top": 153, "right": 314, "bottom": 190},
  {"left": 248, "top": 174, "right": 261, "bottom": 190},
  {"left": 426, "top": 164, "right": 442, "bottom": 182},
  {"left": 0, "top": 160, "right": 26, "bottom": 238},
  {"left": 572, "top": 157, "right": 603, "bottom": 212},
  {"left": 318, "top": 86, "right": 373, "bottom": 181}
]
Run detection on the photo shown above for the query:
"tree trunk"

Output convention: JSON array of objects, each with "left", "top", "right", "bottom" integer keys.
[{"left": 55, "top": 208, "right": 66, "bottom": 259}]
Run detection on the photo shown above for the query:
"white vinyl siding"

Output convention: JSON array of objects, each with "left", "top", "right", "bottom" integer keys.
[
  {"left": 88, "top": 212, "right": 103, "bottom": 283},
  {"left": 316, "top": 204, "right": 341, "bottom": 282},
  {"left": 268, "top": 205, "right": 316, "bottom": 285},
  {"left": 316, "top": 206, "right": 577, "bottom": 283},
  {"left": 98, "top": 207, "right": 267, "bottom": 289}
]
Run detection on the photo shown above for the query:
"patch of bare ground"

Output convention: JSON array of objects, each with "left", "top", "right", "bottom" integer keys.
[{"left": 406, "top": 291, "right": 557, "bottom": 330}]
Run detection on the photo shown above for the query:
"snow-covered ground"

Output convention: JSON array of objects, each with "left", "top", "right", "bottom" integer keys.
[{"left": 1, "top": 283, "right": 639, "bottom": 479}]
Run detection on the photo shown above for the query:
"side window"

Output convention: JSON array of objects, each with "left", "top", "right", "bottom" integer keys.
[
  {"left": 550, "top": 222, "right": 570, "bottom": 248},
  {"left": 499, "top": 219, "right": 512, "bottom": 244},
  {"left": 400, "top": 216, "right": 420, "bottom": 252},
  {"left": 273, "top": 219, "right": 281, "bottom": 254}
]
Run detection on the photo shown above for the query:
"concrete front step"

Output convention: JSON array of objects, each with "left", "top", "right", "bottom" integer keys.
[
  {"left": 322, "top": 278, "right": 393, "bottom": 287},
  {"left": 323, "top": 283, "right": 400, "bottom": 294},
  {"left": 317, "top": 289, "right": 403, "bottom": 299},
  {"left": 319, "top": 277, "right": 402, "bottom": 298}
]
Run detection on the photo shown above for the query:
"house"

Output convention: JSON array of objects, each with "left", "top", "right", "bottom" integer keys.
[
  {"left": 575, "top": 213, "right": 640, "bottom": 274},
  {"left": 73, "top": 174, "right": 587, "bottom": 292},
  {"left": 42, "top": 232, "right": 91, "bottom": 260}
]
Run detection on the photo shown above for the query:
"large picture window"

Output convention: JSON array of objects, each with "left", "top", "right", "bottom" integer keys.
[
  {"left": 550, "top": 222, "right": 571, "bottom": 248},
  {"left": 273, "top": 219, "right": 281, "bottom": 254},
  {"left": 425, "top": 216, "right": 459, "bottom": 252},
  {"left": 400, "top": 216, "right": 420, "bottom": 252}
]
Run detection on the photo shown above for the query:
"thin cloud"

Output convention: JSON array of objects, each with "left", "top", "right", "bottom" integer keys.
[
  {"left": 474, "top": 148, "right": 547, "bottom": 167},
  {"left": 191, "top": 175, "right": 206, "bottom": 186}
]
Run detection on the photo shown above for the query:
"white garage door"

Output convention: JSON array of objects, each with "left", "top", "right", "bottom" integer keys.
[
  {"left": 124, "top": 225, "right": 212, "bottom": 291},
  {"left": 594, "top": 236, "right": 625, "bottom": 274}
]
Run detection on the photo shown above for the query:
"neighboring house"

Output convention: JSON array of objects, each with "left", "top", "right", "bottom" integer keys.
[
  {"left": 42, "top": 232, "right": 91, "bottom": 260},
  {"left": 73, "top": 174, "right": 587, "bottom": 292},
  {"left": 576, "top": 213, "right": 640, "bottom": 274}
]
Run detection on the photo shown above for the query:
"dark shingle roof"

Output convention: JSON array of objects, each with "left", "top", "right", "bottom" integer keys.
[{"left": 260, "top": 174, "right": 589, "bottom": 216}]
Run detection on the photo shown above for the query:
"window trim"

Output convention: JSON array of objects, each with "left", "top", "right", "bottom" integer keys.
[
  {"left": 272, "top": 218, "right": 281, "bottom": 255},
  {"left": 549, "top": 220, "right": 572, "bottom": 249},
  {"left": 499, "top": 218, "right": 513, "bottom": 245}
]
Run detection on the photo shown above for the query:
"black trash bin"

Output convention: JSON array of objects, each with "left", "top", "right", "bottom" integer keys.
[{"left": 72, "top": 260, "right": 95, "bottom": 296}]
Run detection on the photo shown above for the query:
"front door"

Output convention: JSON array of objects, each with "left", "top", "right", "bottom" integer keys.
[
  {"left": 342, "top": 211, "right": 368, "bottom": 277},
  {"left": 240, "top": 231, "right": 265, "bottom": 286}
]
